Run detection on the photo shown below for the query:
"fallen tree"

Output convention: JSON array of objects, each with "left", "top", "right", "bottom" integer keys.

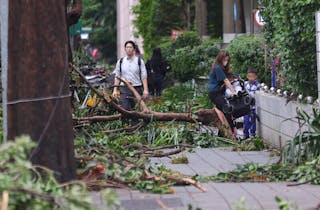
[{"left": 70, "top": 64, "right": 234, "bottom": 139}]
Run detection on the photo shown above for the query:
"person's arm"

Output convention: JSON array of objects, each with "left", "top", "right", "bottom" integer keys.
[
  {"left": 112, "top": 60, "right": 121, "bottom": 98},
  {"left": 140, "top": 59, "right": 149, "bottom": 99},
  {"left": 224, "top": 78, "right": 236, "bottom": 95},
  {"left": 142, "top": 78, "right": 149, "bottom": 98}
]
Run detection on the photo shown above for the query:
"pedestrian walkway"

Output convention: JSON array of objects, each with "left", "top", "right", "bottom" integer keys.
[{"left": 91, "top": 148, "right": 320, "bottom": 210}]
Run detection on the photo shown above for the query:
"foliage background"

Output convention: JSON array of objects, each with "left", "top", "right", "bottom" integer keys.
[
  {"left": 82, "top": 0, "right": 117, "bottom": 63},
  {"left": 260, "top": 0, "right": 320, "bottom": 96},
  {"left": 132, "top": 0, "right": 193, "bottom": 57},
  {"left": 160, "top": 32, "right": 220, "bottom": 82},
  {"left": 227, "top": 35, "right": 270, "bottom": 84}
]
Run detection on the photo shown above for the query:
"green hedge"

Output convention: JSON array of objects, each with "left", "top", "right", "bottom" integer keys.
[
  {"left": 163, "top": 35, "right": 219, "bottom": 82},
  {"left": 161, "top": 31, "right": 202, "bottom": 62},
  {"left": 170, "top": 42, "right": 219, "bottom": 82},
  {"left": 260, "top": 0, "right": 320, "bottom": 96},
  {"left": 227, "top": 35, "right": 270, "bottom": 84}
]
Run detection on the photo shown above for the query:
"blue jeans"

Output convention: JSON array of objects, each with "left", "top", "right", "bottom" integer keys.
[{"left": 243, "top": 109, "right": 256, "bottom": 138}]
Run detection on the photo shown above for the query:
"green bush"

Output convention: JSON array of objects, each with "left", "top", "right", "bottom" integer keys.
[
  {"left": 165, "top": 39, "right": 219, "bottom": 82},
  {"left": 227, "top": 35, "right": 270, "bottom": 83},
  {"left": 161, "top": 31, "right": 201, "bottom": 62},
  {"left": 260, "top": 0, "right": 320, "bottom": 96},
  {"left": 133, "top": 0, "right": 188, "bottom": 57}
]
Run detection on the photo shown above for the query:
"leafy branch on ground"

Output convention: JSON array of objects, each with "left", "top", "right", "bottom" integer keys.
[{"left": 0, "top": 136, "right": 120, "bottom": 210}]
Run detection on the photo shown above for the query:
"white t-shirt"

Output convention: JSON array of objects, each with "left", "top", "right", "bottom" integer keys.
[{"left": 114, "top": 56, "right": 147, "bottom": 86}]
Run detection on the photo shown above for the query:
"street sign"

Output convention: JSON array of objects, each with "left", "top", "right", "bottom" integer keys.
[
  {"left": 254, "top": 9, "right": 265, "bottom": 27},
  {"left": 171, "top": 30, "right": 184, "bottom": 41}
]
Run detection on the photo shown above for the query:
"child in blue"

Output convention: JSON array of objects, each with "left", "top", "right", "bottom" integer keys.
[{"left": 243, "top": 69, "right": 260, "bottom": 139}]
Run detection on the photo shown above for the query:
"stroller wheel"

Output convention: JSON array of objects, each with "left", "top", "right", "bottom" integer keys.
[
  {"left": 244, "top": 95, "right": 252, "bottom": 105},
  {"left": 223, "top": 104, "right": 233, "bottom": 114}
]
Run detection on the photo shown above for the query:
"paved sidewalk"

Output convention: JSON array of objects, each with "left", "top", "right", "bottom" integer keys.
[{"left": 92, "top": 148, "right": 320, "bottom": 210}]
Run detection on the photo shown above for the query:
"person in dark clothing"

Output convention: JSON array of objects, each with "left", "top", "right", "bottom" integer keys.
[
  {"left": 208, "top": 50, "right": 237, "bottom": 140},
  {"left": 146, "top": 48, "right": 167, "bottom": 96}
]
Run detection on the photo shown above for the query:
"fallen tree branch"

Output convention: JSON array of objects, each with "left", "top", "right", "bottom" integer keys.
[
  {"left": 287, "top": 175, "right": 320, "bottom": 187},
  {"left": 143, "top": 170, "right": 207, "bottom": 192},
  {"left": 102, "top": 121, "right": 146, "bottom": 134},
  {"left": 69, "top": 64, "right": 234, "bottom": 138},
  {"left": 143, "top": 147, "right": 187, "bottom": 158},
  {"left": 73, "top": 114, "right": 122, "bottom": 123}
]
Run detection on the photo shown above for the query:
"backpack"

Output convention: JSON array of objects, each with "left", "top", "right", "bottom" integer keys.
[{"left": 119, "top": 56, "right": 142, "bottom": 81}]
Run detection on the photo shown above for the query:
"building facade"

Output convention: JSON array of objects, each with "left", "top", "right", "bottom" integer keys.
[
  {"left": 116, "top": 0, "right": 144, "bottom": 59},
  {"left": 223, "top": 0, "right": 262, "bottom": 43}
]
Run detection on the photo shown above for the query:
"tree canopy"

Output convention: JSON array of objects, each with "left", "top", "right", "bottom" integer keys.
[
  {"left": 133, "top": 0, "right": 192, "bottom": 57},
  {"left": 260, "top": 0, "right": 320, "bottom": 96},
  {"left": 82, "top": 0, "right": 117, "bottom": 63}
]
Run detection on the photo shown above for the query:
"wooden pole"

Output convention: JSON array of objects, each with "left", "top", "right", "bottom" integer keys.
[{"left": 7, "top": 0, "right": 76, "bottom": 182}]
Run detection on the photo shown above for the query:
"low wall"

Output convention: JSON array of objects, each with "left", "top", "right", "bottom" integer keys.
[{"left": 255, "top": 91, "right": 315, "bottom": 148}]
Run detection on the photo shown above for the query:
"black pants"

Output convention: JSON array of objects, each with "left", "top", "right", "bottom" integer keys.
[
  {"left": 119, "top": 86, "right": 143, "bottom": 125},
  {"left": 209, "top": 90, "right": 234, "bottom": 129}
]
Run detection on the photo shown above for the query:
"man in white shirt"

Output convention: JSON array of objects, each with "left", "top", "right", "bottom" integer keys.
[{"left": 112, "top": 41, "right": 149, "bottom": 124}]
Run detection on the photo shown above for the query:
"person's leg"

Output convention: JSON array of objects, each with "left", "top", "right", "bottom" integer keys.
[
  {"left": 243, "top": 115, "right": 250, "bottom": 139},
  {"left": 155, "top": 76, "right": 164, "bottom": 96},
  {"left": 210, "top": 91, "right": 236, "bottom": 140},
  {"left": 148, "top": 84, "right": 154, "bottom": 96},
  {"left": 250, "top": 110, "right": 256, "bottom": 137},
  {"left": 119, "top": 87, "right": 131, "bottom": 125},
  {"left": 130, "top": 86, "right": 143, "bottom": 126}
]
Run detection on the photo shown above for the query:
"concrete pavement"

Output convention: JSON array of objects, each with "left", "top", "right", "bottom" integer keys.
[{"left": 91, "top": 148, "right": 320, "bottom": 210}]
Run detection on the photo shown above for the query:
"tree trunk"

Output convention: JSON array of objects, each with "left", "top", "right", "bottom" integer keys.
[
  {"left": 195, "top": 0, "right": 208, "bottom": 36},
  {"left": 7, "top": 1, "right": 76, "bottom": 182}
]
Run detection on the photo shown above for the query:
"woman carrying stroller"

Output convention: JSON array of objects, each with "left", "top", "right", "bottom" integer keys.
[{"left": 208, "top": 50, "right": 237, "bottom": 140}]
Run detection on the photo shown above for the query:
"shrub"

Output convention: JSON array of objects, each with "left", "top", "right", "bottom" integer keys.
[
  {"left": 259, "top": 0, "right": 320, "bottom": 96},
  {"left": 167, "top": 39, "right": 219, "bottom": 82},
  {"left": 161, "top": 31, "right": 202, "bottom": 62},
  {"left": 227, "top": 35, "right": 270, "bottom": 83}
]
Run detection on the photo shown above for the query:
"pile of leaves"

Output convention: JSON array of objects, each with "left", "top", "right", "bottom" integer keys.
[
  {"left": 75, "top": 129, "right": 207, "bottom": 193},
  {"left": 205, "top": 156, "right": 320, "bottom": 185},
  {"left": 0, "top": 136, "right": 120, "bottom": 210},
  {"left": 233, "top": 137, "right": 269, "bottom": 152}
]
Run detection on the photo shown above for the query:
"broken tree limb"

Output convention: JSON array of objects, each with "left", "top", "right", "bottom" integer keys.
[
  {"left": 116, "top": 76, "right": 150, "bottom": 113},
  {"left": 73, "top": 114, "right": 122, "bottom": 123},
  {"left": 143, "top": 170, "right": 207, "bottom": 192},
  {"left": 69, "top": 64, "right": 234, "bottom": 138},
  {"left": 143, "top": 147, "right": 187, "bottom": 158},
  {"left": 102, "top": 121, "right": 146, "bottom": 134}
]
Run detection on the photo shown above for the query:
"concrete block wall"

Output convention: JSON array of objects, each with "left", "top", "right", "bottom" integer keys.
[{"left": 255, "top": 91, "right": 314, "bottom": 148}]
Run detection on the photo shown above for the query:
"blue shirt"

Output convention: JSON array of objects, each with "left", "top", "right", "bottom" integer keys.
[{"left": 209, "top": 65, "right": 227, "bottom": 92}]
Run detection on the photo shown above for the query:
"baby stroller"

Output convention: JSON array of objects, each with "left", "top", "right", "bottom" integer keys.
[{"left": 222, "top": 76, "right": 255, "bottom": 118}]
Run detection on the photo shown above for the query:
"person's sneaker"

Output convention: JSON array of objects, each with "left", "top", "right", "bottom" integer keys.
[{"left": 239, "top": 136, "right": 250, "bottom": 142}]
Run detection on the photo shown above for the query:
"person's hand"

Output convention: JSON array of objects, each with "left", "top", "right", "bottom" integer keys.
[
  {"left": 230, "top": 90, "right": 236, "bottom": 97},
  {"left": 142, "top": 90, "right": 149, "bottom": 100},
  {"left": 112, "top": 89, "right": 118, "bottom": 98}
]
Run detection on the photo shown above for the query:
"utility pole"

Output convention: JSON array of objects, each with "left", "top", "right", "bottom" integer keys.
[{"left": 4, "top": 1, "right": 76, "bottom": 182}]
